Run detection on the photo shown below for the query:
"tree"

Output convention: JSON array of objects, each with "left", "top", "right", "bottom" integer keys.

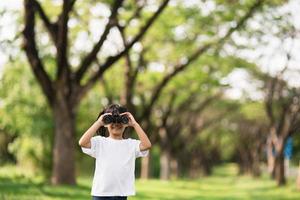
[
  {"left": 22, "top": 0, "right": 170, "bottom": 184},
  {"left": 115, "top": 0, "right": 267, "bottom": 178},
  {"left": 234, "top": 116, "right": 267, "bottom": 176},
  {"left": 264, "top": 74, "right": 300, "bottom": 185}
]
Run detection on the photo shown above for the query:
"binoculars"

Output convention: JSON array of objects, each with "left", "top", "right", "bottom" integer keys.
[{"left": 102, "top": 113, "right": 129, "bottom": 124}]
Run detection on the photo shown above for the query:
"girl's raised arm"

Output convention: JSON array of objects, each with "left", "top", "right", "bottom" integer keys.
[
  {"left": 122, "top": 112, "right": 152, "bottom": 151},
  {"left": 78, "top": 113, "right": 109, "bottom": 148}
]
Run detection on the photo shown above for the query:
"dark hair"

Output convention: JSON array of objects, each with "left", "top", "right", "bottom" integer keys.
[{"left": 96, "top": 104, "right": 128, "bottom": 138}]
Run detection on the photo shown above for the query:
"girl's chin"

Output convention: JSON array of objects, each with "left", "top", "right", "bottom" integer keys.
[
  {"left": 111, "top": 131, "right": 122, "bottom": 135},
  {"left": 110, "top": 126, "right": 124, "bottom": 131}
]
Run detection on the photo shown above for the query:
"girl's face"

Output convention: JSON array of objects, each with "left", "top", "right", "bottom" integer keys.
[{"left": 105, "top": 123, "right": 126, "bottom": 138}]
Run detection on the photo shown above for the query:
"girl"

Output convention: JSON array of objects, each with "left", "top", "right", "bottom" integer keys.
[{"left": 78, "top": 104, "right": 152, "bottom": 200}]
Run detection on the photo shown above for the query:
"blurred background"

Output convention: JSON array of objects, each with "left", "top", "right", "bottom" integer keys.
[{"left": 0, "top": 0, "right": 300, "bottom": 199}]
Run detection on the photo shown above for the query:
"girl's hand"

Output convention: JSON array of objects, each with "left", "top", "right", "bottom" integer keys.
[
  {"left": 121, "top": 112, "right": 137, "bottom": 127},
  {"left": 97, "top": 113, "right": 112, "bottom": 127}
]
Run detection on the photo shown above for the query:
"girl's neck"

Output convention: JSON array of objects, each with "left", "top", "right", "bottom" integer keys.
[{"left": 109, "top": 135, "right": 123, "bottom": 140}]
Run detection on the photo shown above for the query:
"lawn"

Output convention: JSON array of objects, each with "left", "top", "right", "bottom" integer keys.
[{"left": 0, "top": 164, "right": 299, "bottom": 200}]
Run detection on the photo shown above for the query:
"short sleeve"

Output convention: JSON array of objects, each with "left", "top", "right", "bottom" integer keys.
[
  {"left": 132, "top": 139, "right": 149, "bottom": 158},
  {"left": 81, "top": 136, "right": 102, "bottom": 158}
]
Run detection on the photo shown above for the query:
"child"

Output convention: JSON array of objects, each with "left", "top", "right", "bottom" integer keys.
[{"left": 78, "top": 104, "right": 152, "bottom": 200}]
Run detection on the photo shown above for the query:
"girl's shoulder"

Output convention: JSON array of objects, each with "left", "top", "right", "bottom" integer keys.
[
  {"left": 91, "top": 135, "right": 106, "bottom": 144},
  {"left": 92, "top": 135, "right": 105, "bottom": 140},
  {"left": 126, "top": 137, "right": 140, "bottom": 145}
]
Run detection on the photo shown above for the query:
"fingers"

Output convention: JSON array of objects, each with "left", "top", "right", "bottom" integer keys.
[
  {"left": 120, "top": 112, "right": 135, "bottom": 124},
  {"left": 120, "top": 112, "right": 133, "bottom": 119},
  {"left": 99, "top": 113, "right": 112, "bottom": 120},
  {"left": 102, "top": 113, "right": 112, "bottom": 116},
  {"left": 120, "top": 112, "right": 130, "bottom": 115}
]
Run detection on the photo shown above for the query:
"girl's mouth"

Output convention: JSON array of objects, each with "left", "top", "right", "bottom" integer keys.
[{"left": 112, "top": 123, "right": 122, "bottom": 129}]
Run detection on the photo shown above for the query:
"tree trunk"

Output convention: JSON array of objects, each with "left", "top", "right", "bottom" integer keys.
[
  {"left": 140, "top": 155, "right": 150, "bottom": 179},
  {"left": 284, "top": 158, "right": 289, "bottom": 177},
  {"left": 170, "top": 156, "right": 179, "bottom": 179},
  {"left": 189, "top": 155, "right": 201, "bottom": 179},
  {"left": 51, "top": 98, "right": 76, "bottom": 185},
  {"left": 160, "top": 148, "right": 170, "bottom": 180},
  {"left": 237, "top": 149, "right": 251, "bottom": 175},
  {"left": 274, "top": 151, "right": 286, "bottom": 186},
  {"left": 297, "top": 161, "right": 300, "bottom": 190},
  {"left": 267, "top": 137, "right": 275, "bottom": 175},
  {"left": 138, "top": 121, "right": 150, "bottom": 179},
  {"left": 252, "top": 150, "right": 261, "bottom": 177}
]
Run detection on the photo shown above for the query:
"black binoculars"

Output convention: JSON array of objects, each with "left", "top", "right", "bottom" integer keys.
[{"left": 102, "top": 113, "right": 129, "bottom": 124}]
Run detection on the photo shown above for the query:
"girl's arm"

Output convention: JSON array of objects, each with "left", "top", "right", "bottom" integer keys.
[
  {"left": 133, "top": 123, "right": 152, "bottom": 151},
  {"left": 78, "top": 114, "right": 108, "bottom": 148},
  {"left": 78, "top": 119, "right": 103, "bottom": 148},
  {"left": 123, "top": 112, "right": 152, "bottom": 151}
]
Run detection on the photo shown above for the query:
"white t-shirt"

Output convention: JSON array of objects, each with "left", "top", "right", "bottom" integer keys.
[{"left": 81, "top": 136, "right": 149, "bottom": 196}]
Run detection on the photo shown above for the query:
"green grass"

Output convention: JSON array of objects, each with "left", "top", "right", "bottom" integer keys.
[{"left": 0, "top": 164, "right": 299, "bottom": 200}]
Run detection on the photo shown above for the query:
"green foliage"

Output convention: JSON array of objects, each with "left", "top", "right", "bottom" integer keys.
[
  {"left": 292, "top": 133, "right": 300, "bottom": 165},
  {"left": 0, "top": 61, "right": 53, "bottom": 177},
  {"left": 240, "top": 101, "right": 267, "bottom": 122}
]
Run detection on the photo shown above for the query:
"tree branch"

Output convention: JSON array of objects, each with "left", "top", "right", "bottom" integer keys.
[
  {"left": 32, "top": 0, "right": 57, "bottom": 43},
  {"left": 23, "top": 0, "right": 55, "bottom": 106},
  {"left": 68, "top": 0, "right": 77, "bottom": 13},
  {"left": 78, "top": 0, "right": 170, "bottom": 100},
  {"left": 117, "top": 23, "right": 147, "bottom": 113},
  {"left": 117, "top": 24, "right": 136, "bottom": 111},
  {"left": 127, "top": 0, "right": 146, "bottom": 23},
  {"left": 56, "top": 0, "right": 73, "bottom": 80},
  {"left": 160, "top": 92, "right": 177, "bottom": 127},
  {"left": 219, "top": 0, "right": 264, "bottom": 44},
  {"left": 74, "top": 0, "right": 125, "bottom": 83},
  {"left": 265, "top": 77, "right": 276, "bottom": 124},
  {"left": 140, "top": 0, "right": 264, "bottom": 121}
]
